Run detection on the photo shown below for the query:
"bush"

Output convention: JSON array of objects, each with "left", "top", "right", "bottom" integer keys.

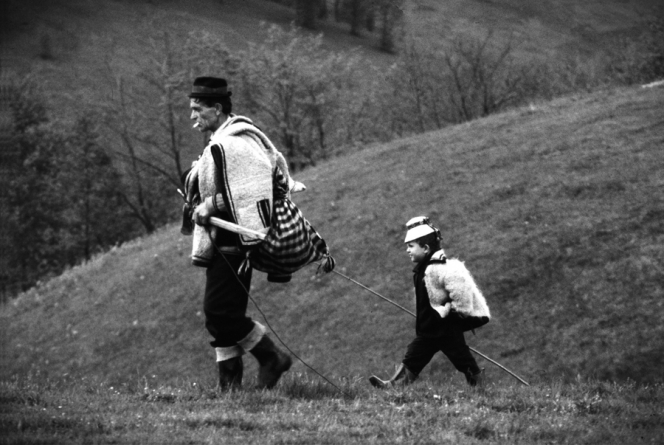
[
  {"left": 607, "top": 13, "right": 664, "bottom": 85},
  {"left": 236, "top": 24, "right": 369, "bottom": 169},
  {"left": 3, "top": 77, "right": 131, "bottom": 297},
  {"left": 384, "top": 32, "right": 527, "bottom": 134}
]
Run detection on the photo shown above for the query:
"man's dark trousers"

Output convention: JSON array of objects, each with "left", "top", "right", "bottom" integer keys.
[{"left": 204, "top": 253, "right": 254, "bottom": 348}]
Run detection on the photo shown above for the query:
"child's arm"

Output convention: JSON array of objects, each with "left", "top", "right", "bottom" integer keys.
[
  {"left": 425, "top": 259, "right": 480, "bottom": 316},
  {"left": 426, "top": 259, "right": 491, "bottom": 320},
  {"left": 430, "top": 301, "right": 451, "bottom": 318},
  {"left": 443, "top": 259, "right": 481, "bottom": 315},
  {"left": 424, "top": 266, "right": 452, "bottom": 318}
]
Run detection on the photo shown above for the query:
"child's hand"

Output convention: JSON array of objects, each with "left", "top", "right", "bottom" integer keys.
[{"left": 432, "top": 302, "right": 451, "bottom": 318}]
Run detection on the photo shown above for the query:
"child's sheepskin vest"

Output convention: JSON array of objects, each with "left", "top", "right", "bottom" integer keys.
[{"left": 424, "top": 250, "right": 491, "bottom": 321}]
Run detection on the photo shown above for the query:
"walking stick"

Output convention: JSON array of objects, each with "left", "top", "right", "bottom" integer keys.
[{"left": 209, "top": 217, "right": 268, "bottom": 240}]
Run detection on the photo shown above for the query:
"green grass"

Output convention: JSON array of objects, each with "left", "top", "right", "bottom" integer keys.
[{"left": 1, "top": 373, "right": 663, "bottom": 444}]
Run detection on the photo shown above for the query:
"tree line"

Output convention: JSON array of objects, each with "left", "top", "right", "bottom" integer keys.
[
  {"left": 2, "top": 11, "right": 662, "bottom": 301},
  {"left": 276, "top": 0, "right": 405, "bottom": 53}
]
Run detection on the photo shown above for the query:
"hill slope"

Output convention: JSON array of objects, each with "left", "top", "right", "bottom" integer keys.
[
  {"left": 2, "top": 83, "right": 663, "bottom": 387},
  {"left": 5, "top": 0, "right": 658, "bottom": 110},
  {"left": 409, "top": 0, "right": 661, "bottom": 57}
]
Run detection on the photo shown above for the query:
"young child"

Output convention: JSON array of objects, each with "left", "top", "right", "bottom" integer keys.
[{"left": 369, "top": 216, "right": 491, "bottom": 388}]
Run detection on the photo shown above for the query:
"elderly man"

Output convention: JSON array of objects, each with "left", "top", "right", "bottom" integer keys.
[{"left": 183, "top": 76, "right": 292, "bottom": 390}]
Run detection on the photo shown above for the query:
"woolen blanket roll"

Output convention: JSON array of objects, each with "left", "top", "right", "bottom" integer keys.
[{"left": 187, "top": 116, "right": 284, "bottom": 266}]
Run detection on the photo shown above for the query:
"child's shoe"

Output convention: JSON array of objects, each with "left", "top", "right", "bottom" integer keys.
[
  {"left": 369, "top": 375, "right": 391, "bottom": 388},
  {"left": 369, "top": 364, "right": 417, "bottom": 388},
  {"left": 465, "top": 368, "right": 485, "bottom": 387}
]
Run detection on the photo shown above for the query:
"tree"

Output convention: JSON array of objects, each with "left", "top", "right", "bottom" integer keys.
[
  {"left": 4, "top": 77, "right": 54, "bottom": 293},
  {"left": 58, "top": 117, "right": 129, "bottom": 261},
  {"left": 387, "top": 37, "right": 451, "bottom": 132},
  {"left": 324, "top": 0, "right": 404, "bottom": 51},
  {"left": 443, "top": 32, "right": 524, "bottom": 121},
  {"left": 333, "top": 0, "right": 343, "bottom": 22},
  {"left": 295, "top": 0, "right": 319, "bottom": 29},
  {"left": 101, "top": 76, "right": 167, "bottom": 234},
  {"left": 3, "top": 77, "right": 132, "bottom": 296},
  {"left": 375, "top": 0, "right": 404, "bottom": 53},
  {"left": 345, "top": 0, "right": 366, "bottom": 36},
  {"left": 237, "top": 24, "right": 363, "bottom": 170},
  {"left": 386, "top": 31, "right": 526, "bottom": 135},
  {"left": 99, "top": 27, "right": 198, "bottom": 234}
]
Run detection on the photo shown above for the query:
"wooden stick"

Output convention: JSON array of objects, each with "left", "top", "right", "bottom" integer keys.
[{"left": 208, "top": 217, "right": 268, "bottom": 240}]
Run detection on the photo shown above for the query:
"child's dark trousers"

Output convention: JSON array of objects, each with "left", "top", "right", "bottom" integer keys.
[{"left": 403, "top": 316, "right": 481, "bottom": 377}]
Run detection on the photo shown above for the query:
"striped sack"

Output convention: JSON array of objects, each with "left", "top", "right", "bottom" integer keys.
[{"left": 246, "top": 170, "right": 334, "bottom": 282}]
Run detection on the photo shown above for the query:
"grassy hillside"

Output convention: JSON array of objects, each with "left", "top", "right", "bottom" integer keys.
[
  {"left": 2, "top": 374, "right": 663, "bottom": 444},
  {"left": 2, "top": 3, "right": 663, "bottom": 443},
  {"left": 408, "top": 0, "right": 661, "bottom": 57},
  {"left": 4, "top": 0, "right": 393, "bottom": 114},
  {"left": 2, "top": 83, "right": 663, "bottom": 390}
]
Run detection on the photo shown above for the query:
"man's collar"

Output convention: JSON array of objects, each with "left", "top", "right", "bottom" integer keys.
[{"left": 211, "top": 114, "right": 233, "bottom": 138}]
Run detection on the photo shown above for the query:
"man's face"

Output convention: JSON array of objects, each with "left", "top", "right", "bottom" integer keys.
[
  {"left": 406, "top": 241, "right": 429, "bottom": 263},
  {"left": 189, "top": 99, "right": 222, "bottom": 133}
]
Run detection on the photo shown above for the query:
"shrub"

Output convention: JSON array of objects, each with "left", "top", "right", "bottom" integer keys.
[{"left": 236, "top": 23, "right": 368, "bottom": 169}]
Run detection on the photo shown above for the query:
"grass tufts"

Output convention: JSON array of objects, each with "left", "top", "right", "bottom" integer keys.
[{"left": 1, "top": 375, "right": 663, "bottom": 444}]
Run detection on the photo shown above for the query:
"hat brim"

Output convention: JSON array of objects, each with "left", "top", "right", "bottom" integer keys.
[
  {"left": 404, "top": 225, "right": 435, "bottom": 243},
  {"left": 188, "top": 93, "right": 228, "bottom": 99}
]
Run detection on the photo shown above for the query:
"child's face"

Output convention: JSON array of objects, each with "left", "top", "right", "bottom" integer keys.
[{"left": 406, "top": 241, "right": 429, "bottom": 263}]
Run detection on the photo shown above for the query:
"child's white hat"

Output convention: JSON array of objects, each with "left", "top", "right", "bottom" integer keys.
[{"left": 404, "top": 216, "right": 438, "bottom": 243}]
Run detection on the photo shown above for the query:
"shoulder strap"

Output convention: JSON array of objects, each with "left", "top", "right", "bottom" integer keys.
[{"left": 427, "top": 257, "right": 447, "bottom": 266}]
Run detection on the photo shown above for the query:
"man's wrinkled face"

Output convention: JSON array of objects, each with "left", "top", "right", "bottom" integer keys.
[{"left": 189, "top": 99, "right": 221, "bottom": 133}]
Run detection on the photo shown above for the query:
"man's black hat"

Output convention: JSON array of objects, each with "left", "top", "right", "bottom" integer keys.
[{"left": 188, "top": 76, "right": 232, "bottom": 99}]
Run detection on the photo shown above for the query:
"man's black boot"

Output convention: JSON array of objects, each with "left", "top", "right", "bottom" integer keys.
[
  {"left": 249, "top": 336, "right": 292, "bottom": 389},
  {"left": 218, "top": 356, "right": 243, "bottom": 390}
]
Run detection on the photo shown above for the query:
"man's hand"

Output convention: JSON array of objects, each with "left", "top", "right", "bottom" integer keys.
[
  {"left": 291, "top": 181, "right": 307, "bottom": 193},
  {"left": 192, "top": 197, "right": 215, "bottom": 226}
]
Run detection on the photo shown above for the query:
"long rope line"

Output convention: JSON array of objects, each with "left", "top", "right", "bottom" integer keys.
[
  {"left": 210, "top": 236, "right": 352, "bottom": 398},
  {"left": 201, "top": 215, "right": 529, "bottom": 388},
  {"left": 183, "top": 194, "right": 351, "bottom": 397},
  {"left": 330, "top": 268, "right": 530, "bottom": 386},
  {"left": 330, "top": 269, "right": 415, "bottom": 317}
]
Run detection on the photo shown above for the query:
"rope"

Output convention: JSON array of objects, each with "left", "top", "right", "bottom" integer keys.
[
  {"left": 331, "top": 269, "right": 415, "bottom": 317},
  {"left": 195, "top": 207, "right": 529, "bottom": 388},
  {"left": 208, "top": 231, "right": 353, "bottom": 398},
  {"left": 329, "top": 268, "right": 530, "bottom": 386}
]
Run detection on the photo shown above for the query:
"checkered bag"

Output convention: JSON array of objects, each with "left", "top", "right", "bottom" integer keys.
[{"left": 246, "top": 170, "right": 334, "bottom": 282}]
